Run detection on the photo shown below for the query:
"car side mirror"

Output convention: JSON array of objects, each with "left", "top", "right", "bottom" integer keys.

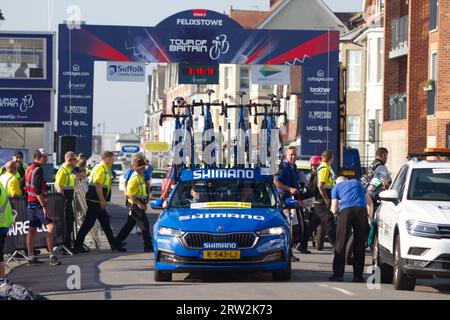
[
  {"left": 284, "top": 198, "right": 299, "bottom": 209},
  {"left": 379, "top": 190, "right": 399, "bottom": 205},
  {"left": 150, "top": 199, "right": 164, "bottom": 210}
]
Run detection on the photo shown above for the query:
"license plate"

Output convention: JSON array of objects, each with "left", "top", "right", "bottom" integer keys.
[{"left": 203, "top": 250, "right": 241, "bottom": 260}]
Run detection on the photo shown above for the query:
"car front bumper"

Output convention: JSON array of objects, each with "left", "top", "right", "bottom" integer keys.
[{"left": 154, "top": 234, "right": 289, "bottom": 272}]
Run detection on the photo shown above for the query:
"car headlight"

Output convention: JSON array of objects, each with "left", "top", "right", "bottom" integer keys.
[
  {"left": 406, "top": 220, "right": 440, "bottom": 238},
  {"left": 256, "top": 226, "right": 285, "bottom": 236},
  {"left": 158, "top": 227, "right": 184, "bottom": 237}
]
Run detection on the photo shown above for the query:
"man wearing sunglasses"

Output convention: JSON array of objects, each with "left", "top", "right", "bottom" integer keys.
[{"left": 55, "top": 151, "right": 77, "bottom": 250}]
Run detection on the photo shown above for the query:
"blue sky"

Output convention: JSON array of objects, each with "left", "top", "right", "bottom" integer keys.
[{"left": 0, "top": 0, "right": 362, "bottom": 133}]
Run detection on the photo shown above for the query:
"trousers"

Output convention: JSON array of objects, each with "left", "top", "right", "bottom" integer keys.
[
  {"left": 332, "top": 206, "right": 369, "bottom": 278},
  {"left": 116, "top": 204, "right": 152, "bottom": 249},
  {"left": 74, "top": 202, "right": 117, "bottom": 248}
]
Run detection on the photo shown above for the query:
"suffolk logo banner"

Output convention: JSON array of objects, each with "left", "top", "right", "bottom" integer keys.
[
  {"left": 251, "top": 65, "right": 290, "bottom": 85},
  {"left": 107, "top": 62, "right": 146, "bottom": 82}
]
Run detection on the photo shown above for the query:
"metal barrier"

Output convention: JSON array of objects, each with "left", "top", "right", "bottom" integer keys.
[
  {"left": 4, "top": 194, "right": 66, "bottom": 262},
  {"left": 73, "top": 179, "right": 101, "bottom": 250}
]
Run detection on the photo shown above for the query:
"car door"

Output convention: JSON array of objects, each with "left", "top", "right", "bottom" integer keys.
[{"left": 378, "top": 165, "right": 409, "bottom": 253}]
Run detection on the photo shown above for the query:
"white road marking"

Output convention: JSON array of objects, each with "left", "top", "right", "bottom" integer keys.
[{"left": 319, "top": 284, "right": 355, "bottom": 296}]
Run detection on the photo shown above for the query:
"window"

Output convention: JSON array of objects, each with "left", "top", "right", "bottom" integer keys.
[
  {"left": 239, "top": 67, "right": 250, "bottom": 90},
  {"left": 376, "top": 0, "right": 385, "bottom": 14},
  {"left": 347, "top": 50, "right": 361, "bottom": 90},
  {"left": 377, "top": 38, "right": 384, "bottom": 83},
  {"left": 0, "top": 37, "right": 46, "bottom": 79},
  {"left": 367, "top": 40, "right": 372, "bottom": 83},
  {"left": 346, "top": 115, "right": 360, "bottom": 149},
  {"left": 408, "top": 169, "right": 450, "bottom": 201},
  {"left": 389, "top": 92, "right": 407, "bottom": 120},
  {"left": 428, "top": 51, "right": 437, "bottom": 115},
  {"left": 391, "top": 165, "right": 409, "bottom": 202},
  {"left": 225, "top": 66, "right": 233, "bottom": 90},
  {"left": 429, "top": 0, "right": 439, "bottom": 31}
]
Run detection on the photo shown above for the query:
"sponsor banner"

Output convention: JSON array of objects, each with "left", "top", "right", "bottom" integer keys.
[
  {"left": 4, "top": 195, "right": 65, "bottom": 253},
  {"left": 180, "top": 168, "right": 274, "bottom": 181},
  {"left": 300, "top": 65, "right": 339, "bottom": 170},
  {"left": 190, "top": 202, "right": 252, "bottom": 209},
  {"left": 178, "top": 64, "right": 219, "bottom": 84},
  {"left": 0, "top": 90, "right": 51, "bottom": 122},
  {"left": 251, "top": 65, "right": 290, "bottom": 86},
  {"left": 144, "top": 141, "right": 170, "bottom": 152},
  {"left": 179, "top": 212, "right": 265, "bottom": 221},
  {"left": 58, "top": 10, "right": 339, "bottom": 66},
  {"left": 121, "top": 145, "right": 140, "bottom": 153},
  {"left": 107, "top": 61, "right": 146, "bottom": 82},
  {"left": 57, "top": 59, "right": 94, "bottom": 158}
]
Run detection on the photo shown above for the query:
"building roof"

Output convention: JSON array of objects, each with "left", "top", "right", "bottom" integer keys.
[
  {"left": 340, "top": 26, "right": 368, "bottom": 41},
  {"left": 334, "top": 12, "right": 359, "bottom": 29},
  {"left": 229, "top": 9, "right": 271, "bottom": 29},
  {"left": 116, "top": 133, "right": 140, "bottom": 143}
]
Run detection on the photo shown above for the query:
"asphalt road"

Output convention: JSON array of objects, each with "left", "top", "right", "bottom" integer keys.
[{"left": 6, "top": 188, "right": 450, "bottom": 300}]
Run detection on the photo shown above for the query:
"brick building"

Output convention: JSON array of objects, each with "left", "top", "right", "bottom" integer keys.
[{"left": 383, "top": 0, "right": 448, "bottom": 174}]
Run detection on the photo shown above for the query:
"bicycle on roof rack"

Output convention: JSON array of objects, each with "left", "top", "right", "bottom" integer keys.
[
  {"left": 222, "top": 90, "right": 254, "bottom": 167},
  {"left": 252, "top": 93, "right": 288, "bottom": 167},
  {"left": 192, "top": 89, "right": 227, "bottom": 168}
]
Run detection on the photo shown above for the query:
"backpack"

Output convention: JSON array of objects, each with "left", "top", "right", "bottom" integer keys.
[
  {"left": 0, "top": 279, "right": 47, "bottom": 300},
  {"left": 361, "top": 159, "right": 384, "bottom": 186}
]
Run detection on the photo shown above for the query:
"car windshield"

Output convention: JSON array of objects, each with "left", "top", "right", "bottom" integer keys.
[
  {"left": 169, "top": 179, "right": 278, "bottom": 209},
  {"left": 408, "top": 168, "right": 450, "bottom": 201},
  {"left": 152, "top": 171, "right": 167, "bottom": 179},
  {"left": 112, "top": 164, "right": 123, "bottom": 171}
]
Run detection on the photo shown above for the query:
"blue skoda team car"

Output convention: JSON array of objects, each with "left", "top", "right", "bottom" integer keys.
[{"left": 151, "top": 168, "right": 293, "bottom": 282}]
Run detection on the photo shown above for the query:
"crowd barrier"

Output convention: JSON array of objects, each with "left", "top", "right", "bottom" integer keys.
[
  {"left": 4, "top": 194, "right": 65, "bottom": 256},
  {"left": 3, "top": 178, "right": 102, "bottom": 262}
]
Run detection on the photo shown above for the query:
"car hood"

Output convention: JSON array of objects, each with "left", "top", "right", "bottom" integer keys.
[
  {"left": 158, "top": 208, "right": 287, "bottom": 233},
  {"left": 404, "top": 201, "right": 450, "bottom": 224}
]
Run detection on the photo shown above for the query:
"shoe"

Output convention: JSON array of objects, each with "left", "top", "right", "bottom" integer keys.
[
  {"left": 291, "top": 255, "right": 300, "bottom": 262},
  {"left": 71, "top": 246, "right": 89, "bottom": 254},
  {"left": 328, "top": 275, "right": 344, "bottom": 282},
  {"left": 49, "top": 256, "right": 62, "bottom": 266},
  {"left": 27, "top": 257, "right": 44, "bottom": 265},
  {"left": 24, "top": 249, "right": 41, "bottom": 256},
  {"left": 111, "top": 246, "right": 127, "bottom": 252},
  {"left": 299, "top": 248, "right": 312, "bottom": 254},
  {"left": 353, "top": 277, "right": 365, "bottom": 283}
]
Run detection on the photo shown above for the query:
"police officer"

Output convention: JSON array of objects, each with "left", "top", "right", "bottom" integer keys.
[
  {"left": 25, "top": 149, "right": 61, "bottom": 266},
  {"left": 274, "top": 146, "right": 302, "bottom": 262},
  {"left": 0, "top": 161, "right": 21, "bottom": 198},
  {"left": 0, "top": 182, "right": 15, "bottom": 278},
  {"left": 72, "top": 151, "right": 125, "bottom": 253},
  {"left": 55, "top": 151, "right": 77, "bottom": 250},
  {"left": 314, "top": 150, "right": 337, "bottom": 247},
  {"left": 116, "top": 157, "right": 153, "bottom": 252},
  {"left": 329, "top": 177, "right": 373, "bottom": 282}
]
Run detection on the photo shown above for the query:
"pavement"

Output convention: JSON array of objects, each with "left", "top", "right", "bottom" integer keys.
[{"left": 5, "top": 188, "right": 450, "bottom": 300}]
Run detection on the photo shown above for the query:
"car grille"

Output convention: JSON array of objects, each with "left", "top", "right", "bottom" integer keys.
[
  {"left": 181, "top": 233, "right": 257, "bottom": 249},
  {"left": 438, "top": 225, "right": 450, "bottom": 238},
  {"left": 426, "top": 255, "right": 450, "bottom": 270}
]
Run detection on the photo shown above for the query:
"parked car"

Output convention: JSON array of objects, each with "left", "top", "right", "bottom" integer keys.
[
  {"left": 373, "top": 148, "right": 450, "bottom": 290},
  {"left": 149, "top": 169, "right": 168, "bottom": 199}
]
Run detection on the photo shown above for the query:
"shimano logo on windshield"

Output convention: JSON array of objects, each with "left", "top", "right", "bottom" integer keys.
[
  {"left": 192, "top": 169, "right": 254, "bottom": 180},
  {"left": 203, "top": 242, "right": 237, "bottom": 249},
  {"left": 179, "top": 213, "right": 265, "bottom": 221}
]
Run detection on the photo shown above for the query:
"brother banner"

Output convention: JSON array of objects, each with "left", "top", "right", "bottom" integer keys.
[{"left": 57, "top": 58, "right": 94, "bottom": 158}]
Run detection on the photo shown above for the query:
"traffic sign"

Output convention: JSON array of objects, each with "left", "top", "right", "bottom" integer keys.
[
  {"left": 144, "top": 141, "right": 170, "bottom": 153},
  {"left": 121, "top": 145, "right": 140, "bottom": 153}
]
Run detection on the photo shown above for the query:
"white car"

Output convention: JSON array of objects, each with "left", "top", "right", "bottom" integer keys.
[
  {"left": 373, "top": 149, "right": 450, "bottom": 291},
  {"left": 112, "top": 162, "right": 125, "bottom": 185},
  {"left": 149, "top": 169, "right": 168, "bottom": 199}
]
